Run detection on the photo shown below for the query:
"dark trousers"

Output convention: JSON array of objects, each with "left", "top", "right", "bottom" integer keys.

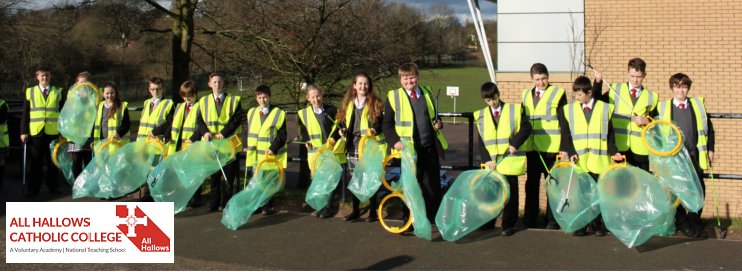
[
  {"left": 501, "top": 175, "right": 520, "bottom": 229},
  {"left": 588, "top": 172, "right": 605, "bottom": 230},
  {"left": 525, "top": 151, "right": 557, "bottom": 227},
  {"left": 27, "top": 134, "right": 60, "bottom": 194},
  {"left": 71, "top": 150, "right": 92, "bottom": 178},
  {"left": 402, "top": 145, "right": 442, "bottom": 222},
  {"left": 210, "top": 159, "right": 238, "bottom": 209},
  {"left": 675, "top": 154, "right": 707, "bottom": 227},
  {"left": 625, "top": 150, "right": 650, "bottom": 171}
]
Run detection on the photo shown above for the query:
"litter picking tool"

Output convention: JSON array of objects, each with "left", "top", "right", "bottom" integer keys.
[
  {"left": 22, "top": 142, "right": 27, "bottom": 196},
  {"left": 559, "top": 160, "right": 576, "bottom": 213},
  {"left": 709, "top": 165, "right": 727, "bottom": 239}
]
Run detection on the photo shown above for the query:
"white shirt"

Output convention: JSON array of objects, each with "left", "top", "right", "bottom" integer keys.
[
  {"left": 354, "top": 97, "right": 366, "bottom": 109},
  {"left": 582, "top": 98, "right": 595, "bottom": 111},
  {"left": 260, "top": 105, "right": 271, "bottom": 115},
  {"left": 673, "top": 98, "right": 689, "bottom": 108},
  {"left": 213, "top": 92, "right": 226, "bottom": 102},
  {"left": 312, "top": 106, "right": 323, "bottom": 114},
  {"left": 405, "top": 87, "right": 422, "bottom": 100},
  {"left": 150, "top": 97, "right": 161, "bottom": 108},
  {"left": 628, "top": 83, "right": 643, "bottom": 97},
  {"left": 535, "top": 88, "right": 543, "bottom": 99},
  {"left": 490, "top": 104, "right": 502, "bottom": 117}
]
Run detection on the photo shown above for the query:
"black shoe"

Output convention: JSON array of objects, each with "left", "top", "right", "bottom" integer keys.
[
  {"left": 366, "top": 216, "right": 378, "bottom": 223},
  {"left": 679, "top": 224, "right": 697, "bottom": 237},
  {"left": 545, "top": 221, "right": 560, "bottom": 230},
  {"left": 694, "top": 224, "right": 708, "bottom": 239},
  {"left": 188, "top": 199, "right": 202, "bottom": 208},
  {"left": 343, "top": 211, "right": 360, "bottom": 221},
  {"left": 592, "top": 221, "right": 607, "bottom": 236},
  {"left": 319, "top": 208, "right": 333, "bottom": 219},
  {"left": 261, "top": 206, "right": 275, "bottom": 216},
  {"left": 315, "top": 208, "right": 324, "bottom": 218},
  {"left": 479, "top": 224, "right": 495, "bottom": 231},
  {"left": 573, "top": 228, "right": 588, "bottom": 237},
  {"left": 501, "top": 228, "right": 515, "bottom": 236},
  {"left": 209, "top": 204, "right": 219, "bottom": 212}
]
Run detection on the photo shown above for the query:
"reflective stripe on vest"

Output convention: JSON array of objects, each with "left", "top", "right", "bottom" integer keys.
[
  {"left": 343, "top": 101, "right": 387, "bottom": 156},
  {"left": 565, "top": 101, "right": 613, "bottom": 174},
  {"left": 198, "top": 94, "right": 241, "bottom": 134},
  {"left": 387, "top": 86, "right": 448, "bottom": 149},
  {"left": 657, "top": 98, "right": 710, "bottom": 169},
  {"left": 246, "top": 107, "right": 287, "bottom": 169},
  {"left": 609, "top": 83, "right": 658, "bottom": 155},
  {"left": 26, "top": 86, "right": 62, "bottom": 136},
  {"left": 298, "top": 106, "right": 325, "bottom": 147},
  {"left": 137, "top": 99, "right": 173, "bottom": 139},
  {"left": 521, "top": 85, "right": 564, "bottom": 152},
  {"left": 93, "top": 101, "right": 129, "bottom": 141},
  {"left": 474, "top": 103, "right": 526, "bottom": 176}
]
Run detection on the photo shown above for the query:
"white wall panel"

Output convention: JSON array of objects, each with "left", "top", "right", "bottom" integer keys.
[{"left": 497, "top": 42, "right": 584, "bottom": 73}]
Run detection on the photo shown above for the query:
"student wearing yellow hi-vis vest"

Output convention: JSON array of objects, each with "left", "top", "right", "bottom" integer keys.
[
  {"left": 68, "top": 71, "right": 99, "bottom": 178},
  {"left": 165, "top": 80, "right": 201, "bottom": 156},
  {"left": 658, "top": 73, "right": 715, "bottom": 239},
  {"left": 0, "top": 98, "right": 8, "bottom": 191},
  {"left": 245, "top": 85, "right": 287, "bottom": 216},
  {"left": 298, "top": 83, "right": 340, "bottom": 219},
  {"left": 139, "top": 77, "right": 174, "bottom": 141},
  {"left": 195, "top": 73, "right": 245, "bottom": 212},
  {"left": 382, "top": 63, "right": 447, "bottom": 224},
  {"left": 475, "top": 82, "right": 531, "bottom": 236},
  {"left": 92, "top": 83, "right": 130, "bottom": 147},
  {"left": 520, "top": 63, "right": 567, "bottom": 230},
  {"left": 335, "top": 72, "right": 385, "bottom": 222},
  {"left": 558, "top": 76, "right": 622, "bottom": 237},
  {"left": 20, "top": 67, "right": 65, "bottom": 197},
  {"left": 593, "top": 58, "right": 659, "bottom": 171}
]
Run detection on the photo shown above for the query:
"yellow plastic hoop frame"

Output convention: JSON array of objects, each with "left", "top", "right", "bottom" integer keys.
[
  {"left": 145, "top": 136, "right": 165, "bottom": 155},
  {"left": 310, "top": 145, "right": 334, "bottom": 176},
  {"left": 51, "top": 138, "right": 69, "bottom": 167},
  {"left": 72, "top": 82, "right": 101, "bottom": 104},
  {"left": 470, "top": 165, "right": 510, "bottom": 214},
  {"left": 255, "top": 155, "right": 286, "bottom": 184},
  {"left": 642, "top": 117, "right": 683, "bottom": 157},
  {"left": 95, "top": 138, "right": 123, "bottom": 154},
  {"left": 380, "top": 153, "right": 402, "bottom": 191},
  {"left": 377, "top": 191, "right": 414, "bottom": 233}
]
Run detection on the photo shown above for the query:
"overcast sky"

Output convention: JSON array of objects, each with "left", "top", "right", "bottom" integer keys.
[{"left": 388, "top": 0, "right": 497, "bottom": 23}]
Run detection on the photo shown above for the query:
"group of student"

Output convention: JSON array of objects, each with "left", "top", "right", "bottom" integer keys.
[{"left": 9, "top": 57, "right": 714, "bottom": 239}]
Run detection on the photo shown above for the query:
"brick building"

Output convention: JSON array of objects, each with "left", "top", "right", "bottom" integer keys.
[{"left": 494, "top": 0, "right": 742, "bottom": 218}]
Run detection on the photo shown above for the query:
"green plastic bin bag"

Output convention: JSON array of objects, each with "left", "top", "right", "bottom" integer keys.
[
  {"left": 394, "top": 140, "right": 432, "bottom": 240},
  {"left": 150, "top": 136, "right": 241, "bottom": 214},
  {"left": 643, "top": 117, "right": 704, "bottom": 212},
  {"left": 435, "top": 168, "right": 509, "bottom": 242},
  {"left": 73, "top": 138, "right": 163, "bottom": 199},
  {"left": 58, "top": 82, "right": 99, "bottom": 145},
  {"left": 546, "top": 161, "right": 600, "bottom": 233},
  {"left": 598, "top": 163, "right": 677, "bottom": 248},
  {"left": 348, "top": 135, "right": 385, "bottom": 202},
  {"left": 222, "top": 156, "right": 285, "bottom": 230},
  {"left": 50, "top": 139, "right": 75, "bottom": 185},
  {"left": 305, "top": 145, "right": 344, "bottom": 211}
]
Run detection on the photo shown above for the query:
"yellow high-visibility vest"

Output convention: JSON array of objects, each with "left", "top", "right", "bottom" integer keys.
[
  {"left": 166, "top": 102, "right": 199, "bottom": 155},
  {"left": 197, "top": 93, "right": 241, "bottom": 135},
  {"left": 657, "top": 97, "right": 710, "bottom": 170},
  {"left": 245, "top": 107, "right": 287, "bottom": 169},
  {"left": 298, "top": 105, "right": 345, "bottom": 170},
  {"left": 609, "top": 83, "right": 659, "bottom": 155},
  {"left": 474, "top": 103, "right": 527, "bottom": 175},
  {"left": 343, "top": 101, "right": 387, "bottom": 157},
  {"left": 26, "top": 85, "right": 62, "bottom": 136},
  {"left": 564, "top": 101, "right": 614, "bottom": 174},
  {"left": 137, "top": 98, "right": 173, "bottom": 140},
  {"left": 521, "top": 86, "right": 564, "bottom": 153},
  {"left": 386, "top": 86, "right": 448, "bottom": 151},
  {"left": 93, "top": 101, "right": 129, "bottom": 143}
]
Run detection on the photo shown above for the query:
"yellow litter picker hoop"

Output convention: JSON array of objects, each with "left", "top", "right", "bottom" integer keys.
[
  {"left": 641, "top": 116, "right": 683, "bottom": 156},
  {"left": 377, "top": 152, "right": 413, "bottom": 234},
  {"left": 472, "top": 163, "right": 510, "bottom": 214},
  {"left": 51, "top": 137, "right": 69, "bottom": 168}
]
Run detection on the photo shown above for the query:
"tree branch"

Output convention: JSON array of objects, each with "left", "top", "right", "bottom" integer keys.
[
  {"left": 141, "top": 28, "right": 171, "bottom": 33},
  {"left": 143, "top": 0, "right": 178, "bottom": 18}
]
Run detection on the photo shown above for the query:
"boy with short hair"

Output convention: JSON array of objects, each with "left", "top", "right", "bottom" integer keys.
[
  {"left": 382, "top": 62, "right": 447, "bottom": 223},
  {"left": 139, "top": 77, "right": 174, "bottom": 141},
  {"left": 244, "top": 85, "right": 287, "bottom": 215},
  {"left": 657, "top": 73, "right": 714, "bottom": 238},
  {"left": 20, "top": 67, "right": 65, "bottom": 197},
  {"left": 475, "top": 82, "right": 531, "bottom": 236},
  {"left": 195, "top": 72, "right": 245, "bottom": 212},
  {"left": 521, "top": 63, "right": 567, "bottom": 229},
  {"left": 558, "top": 76, "right": 622, "bottom": 236},
  {"left": 593, "top": 58, "right": 659, "bottom": 171}
]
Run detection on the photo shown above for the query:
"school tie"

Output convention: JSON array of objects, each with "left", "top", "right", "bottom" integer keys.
[
  {"left": 215, "top": 97, "right": 221, "bottom": 105},
  {"left": 631, "top": 88, "right": 637, "bottom": 99},
  {"left": 150, "top": 102, "right": 155, "bottom": 111},
  {"left": 186, "top": 103, "right": 191, "bottom": 113},
  {"left": 535, "top": 90, "right": 541, "bottom": 99},
  {"left": 260, "top": 110, "right": 265, "bottom": 117},
  {"left": 494, "top": 110, "right": 499, "bottom": 118},
  {"left": 410, "top": 90, "right": 418, "bottom": 100},
  {"left": 42, "top": 88, "right": 48, "bottom": 97},
  {"left": 679, "top": 103, "right": 686, "bottom": 109},
  {"left": 584, "top": 106, "right": 591, "bottom": 112}
]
